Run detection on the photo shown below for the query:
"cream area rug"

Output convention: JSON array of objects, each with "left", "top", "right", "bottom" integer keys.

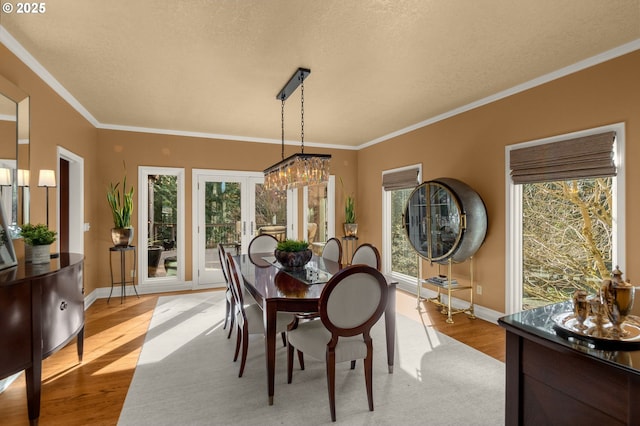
[{"left": 118, "top": 291, "right": 505, "bottom": 425}]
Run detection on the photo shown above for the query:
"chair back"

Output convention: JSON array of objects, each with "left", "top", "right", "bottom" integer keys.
[
  {"left": 319, "top": 265, "right": 387, "bottom": 339},
  {"left": 226, "top": 252, "right": 246, "bottom": 308},
  {"left": 351, "top": 244, "right": 381, "bottom": 270},
  {"left": 248, "top": 234, "right": 278, "bottom": 255},
  {"left": 322, "top": 237, "right": 342, "bottom": 265},
  {"left": 217, "top": 243, "right": 230, "bottom": 284}
]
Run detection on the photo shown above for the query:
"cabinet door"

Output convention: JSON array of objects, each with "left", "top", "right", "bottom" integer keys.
[
  {"left": 40, "top": 263, "right": 84, "bottom": 357},
  {"left": 403, "top": 182, "right": 462, "bottom": 262},
  {"left": 0, "top": 281, "right": 31, "bottom": 377}
]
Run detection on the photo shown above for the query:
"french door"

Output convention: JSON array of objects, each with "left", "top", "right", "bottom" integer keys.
[{"left": 192, "top": 170, "right": 296, "bottom": 288}]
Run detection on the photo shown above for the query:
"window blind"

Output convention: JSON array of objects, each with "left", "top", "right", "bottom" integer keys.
[
  {"left": 510, "top": 131, "right": 616, "bottom": 184},
  {"left": 382, "top": 167, "right": 420, "bottom": 191}
]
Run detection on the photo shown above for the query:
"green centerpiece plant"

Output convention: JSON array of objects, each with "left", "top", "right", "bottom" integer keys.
[{"left": 274, "top": 239, "right": 312, "bottom": 271}]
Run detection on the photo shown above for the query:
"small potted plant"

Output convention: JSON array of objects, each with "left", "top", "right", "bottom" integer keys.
[
  {"left": 20, "top": 223, "right": 57, "bottom": 264},
  {"left": 274, "top": 239, "right": 312, "bottom": 271},
  {"left": 341, "top": 178, "right": 357, "bottom": 237},
  {"left": 107, "top": 164, "right": 134, "bottom": 247}
]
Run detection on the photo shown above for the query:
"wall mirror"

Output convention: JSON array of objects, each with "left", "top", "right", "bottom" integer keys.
[{"left": 0, "top": 74, "right": 30, "bottom": 237}]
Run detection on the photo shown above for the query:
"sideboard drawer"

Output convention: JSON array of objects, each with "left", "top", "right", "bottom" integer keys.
[{"left": 41, "top": 262, "right": 84, "bottom": 357}]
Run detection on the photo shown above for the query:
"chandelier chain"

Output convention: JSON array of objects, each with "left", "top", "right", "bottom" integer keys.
[
  {"left": 300, "top": 78, "right": 304, "bottom": 153},
  {"left": 280, "top": 98, "right": 285, "bottom": 160}
]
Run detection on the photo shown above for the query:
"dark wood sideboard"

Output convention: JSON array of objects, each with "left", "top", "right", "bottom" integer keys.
[
  {"left": 0, "top": 253, "right": 84, "bottom": 426},
  {"left": 499, "top": 299, "right": 640, "bottom": 425}
]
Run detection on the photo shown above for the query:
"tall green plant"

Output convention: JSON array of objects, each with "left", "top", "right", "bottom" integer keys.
[
  {"left": 107, "top": 173, "right": 134, "bottom": 228},
  {"left": 340, "top": 177, "right": 356, "bottom": 223}
]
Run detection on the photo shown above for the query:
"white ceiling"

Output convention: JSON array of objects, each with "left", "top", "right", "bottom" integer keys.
[{"left": 1, "top": 0, "right": 639, "bottom": 148}]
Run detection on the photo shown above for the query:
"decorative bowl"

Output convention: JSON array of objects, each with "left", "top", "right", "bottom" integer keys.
[{"left": 274, "top": 248, "right": 312, "bottom": 271}]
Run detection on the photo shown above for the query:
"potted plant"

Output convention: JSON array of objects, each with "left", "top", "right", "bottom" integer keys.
[
  {"left": 274, "top": 239, "right": 312, "bottom": 271},
  {"left": 341, "top": 178, "right": 357, "bottom": 237},
  {"left": 107, "top": 166, "right": 134, "bottom": 247},
  {"left": 20, "top": 223, "right": 57, "bottom": 264}
]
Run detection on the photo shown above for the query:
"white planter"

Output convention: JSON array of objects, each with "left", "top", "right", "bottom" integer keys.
[{"left": 31, "top": 245, "right": 51, "bottom": 264}]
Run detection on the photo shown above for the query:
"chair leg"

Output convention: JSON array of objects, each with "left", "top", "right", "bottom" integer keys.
[
  {"left": 364, "top": 345, "right": 374, "bottom": 412},
  {"left": 233, "top": 324, "right": 241, "bottom": 362},
  {"left": 297, "top": 350, "right": 305, "bottom": 370},
  {"left": 287, "top": 341, "right": 295, "bottom": 383},
  {"left": 326, "top": 350, "right": 337, "bottom": 422},
  {"left": 238, "top": 327, "right": 249, "bottom": 377},
  {"left": 281, "top": 331, "right": 287, "bottom": 347}
]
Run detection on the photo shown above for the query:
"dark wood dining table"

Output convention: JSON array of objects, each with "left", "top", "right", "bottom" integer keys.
[{"left": 235, "top": 253, "right": 397, "bottom": 405}]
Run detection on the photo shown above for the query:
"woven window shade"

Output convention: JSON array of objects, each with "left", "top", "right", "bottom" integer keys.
[
  {"left": 510, "top": 131, "right": 616, "bottom": 184},
  {"left": 382, "top": 167, "right": 420, "bottom": 191}
]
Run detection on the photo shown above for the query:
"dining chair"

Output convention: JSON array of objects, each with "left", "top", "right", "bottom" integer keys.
[
  {"left": 217, "top": 244, "right": 233, "bottom": 334},
  {"left": 351, "top": 243, "right": 381, "bottom": 270},
  {"left": 321, "top": 237, "right": 342, "bottom": 267},
  {"left": 248, "top": 234, "right": 278, "bottom": 264},
  {"left": 286, "top": 265, "right": 388, "bottom": 422},
  {"left": 227, "top": 252, "right": 295, "bottom": 378}
]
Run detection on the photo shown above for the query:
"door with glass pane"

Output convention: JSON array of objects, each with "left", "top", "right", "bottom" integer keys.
[{"left": 194, "top": 171, "right": 291, "bottom": 287}]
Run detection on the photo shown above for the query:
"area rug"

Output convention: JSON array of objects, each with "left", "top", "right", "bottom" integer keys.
[{"left": 118, "top": 291, "right": 505, "bottom": 425}]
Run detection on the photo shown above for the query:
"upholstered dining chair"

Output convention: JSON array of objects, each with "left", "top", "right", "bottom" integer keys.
[
  {"left": 321, "top": 237, "right": 342, "bottom": 267},
  {"left": 351, "top": 243, "right": 381, "bottom": 270},
  {"left": 286, "top": 265, "right": 388, "bottom": 422},
  {"left": 227, "top": 252, "right": 295, "bottom": 378},
  {"left": 217, "top": 244, "right": 233, "bottom": 335},
  {"left": 248, "top": 234, "right": 278, "bottom": 264}
]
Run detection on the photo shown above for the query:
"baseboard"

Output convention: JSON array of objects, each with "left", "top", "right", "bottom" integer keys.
[
  {"left": 396, "top": 279, "right": 504, "bottom": 324},
  {"left": 84, "top": 281, "right": 196, "bottom": 308}
]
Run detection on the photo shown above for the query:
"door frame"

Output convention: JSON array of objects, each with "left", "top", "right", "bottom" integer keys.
[{"left": 57, "top": 146, "right": 84, "bottom": 255}]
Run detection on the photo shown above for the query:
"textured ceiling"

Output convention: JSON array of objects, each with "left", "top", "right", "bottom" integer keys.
[{"left": 1, "top": 0, "right": 639, "bottom": 148}]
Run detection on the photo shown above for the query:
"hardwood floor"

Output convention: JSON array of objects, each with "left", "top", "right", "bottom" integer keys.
[{"left": 0, "top": 289, "right": 505, "bottom": 425}]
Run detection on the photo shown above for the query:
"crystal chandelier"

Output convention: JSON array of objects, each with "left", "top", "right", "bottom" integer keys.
[{"left": 264, "top": 68, "right": 331, "bottom": 192}]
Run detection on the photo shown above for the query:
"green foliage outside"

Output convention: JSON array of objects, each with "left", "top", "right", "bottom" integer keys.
[
  {"left": 522, "top": 178, "right": 612, "bottom": 309},
  {"left": 390, "top": 188, "right": 418, "bottom": 277}
]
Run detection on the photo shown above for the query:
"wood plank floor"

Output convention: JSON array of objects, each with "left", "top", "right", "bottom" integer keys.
[{"left": 0, "top": 289, "right": 505, "bottom": 425}]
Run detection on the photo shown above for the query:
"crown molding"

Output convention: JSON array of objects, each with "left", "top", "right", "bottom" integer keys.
[{"left": 358, "top": 38, "right": 640, "bottom": 150}]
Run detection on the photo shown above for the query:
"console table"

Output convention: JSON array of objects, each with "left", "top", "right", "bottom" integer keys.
[
  {"left": 499, "top": 299, "right": 640, "bottom": 425},
  {"left": 0, "top": 253, "right": 84, "bottom": 426}
]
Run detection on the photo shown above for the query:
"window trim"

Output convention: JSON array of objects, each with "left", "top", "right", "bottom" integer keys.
[{"left": 505, "top": 123, "right": 625, "bottom": 314}]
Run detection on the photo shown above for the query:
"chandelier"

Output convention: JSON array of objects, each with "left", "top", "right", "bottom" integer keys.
[{"left": 264, "top": 68, "right": 331, "bottom": 192}]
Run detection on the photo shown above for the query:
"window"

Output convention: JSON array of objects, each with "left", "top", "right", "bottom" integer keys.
[
  {"left": 505, "top": 124, "right": 625, "bottom": 314},
  {"left": 303, "top": 176, "right": 335, "bottom": 250},
  {"left": 138, "top": 166, "right": 185, "bottom": 287},
  {"left": 382, "top": 165, "right": 421, "bottom": 281}
]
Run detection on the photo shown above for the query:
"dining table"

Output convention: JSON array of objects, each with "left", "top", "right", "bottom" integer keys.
[{"left": 235, "top": 252, "right": 397, "bottom": 405}]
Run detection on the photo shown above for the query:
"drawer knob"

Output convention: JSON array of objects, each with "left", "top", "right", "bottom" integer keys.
[{"left": 60, "top": 301, "right": 68, "bottom": 310}]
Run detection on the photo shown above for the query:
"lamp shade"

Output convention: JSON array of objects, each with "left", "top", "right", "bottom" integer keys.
[
  {"left": 0, "top": 168, "right": 11, "bottom": 186},
  {"left": 38, "top": 169, "right": 56, "bottom": 187},
  {"left": 17, "top": 169, "right": 30, "bottom": 187}
]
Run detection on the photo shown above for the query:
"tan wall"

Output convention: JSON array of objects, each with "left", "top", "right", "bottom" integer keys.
[
  {"left": 96, "top": 129, "right": 358, "bottom": 284},
  {"left": 1, "top": 44, "right": 100, "bottom": 293},
  {"left": 358, "top": 50, "right": 640, "bottom": 313}
]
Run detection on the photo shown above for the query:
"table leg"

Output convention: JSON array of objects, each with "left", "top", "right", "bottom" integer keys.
[
  {"left": 264, "top": 301, "right": 277, "bottom": 405},
  {"left": 385, "top": 283, "right": 397, "bottom": 373}
]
